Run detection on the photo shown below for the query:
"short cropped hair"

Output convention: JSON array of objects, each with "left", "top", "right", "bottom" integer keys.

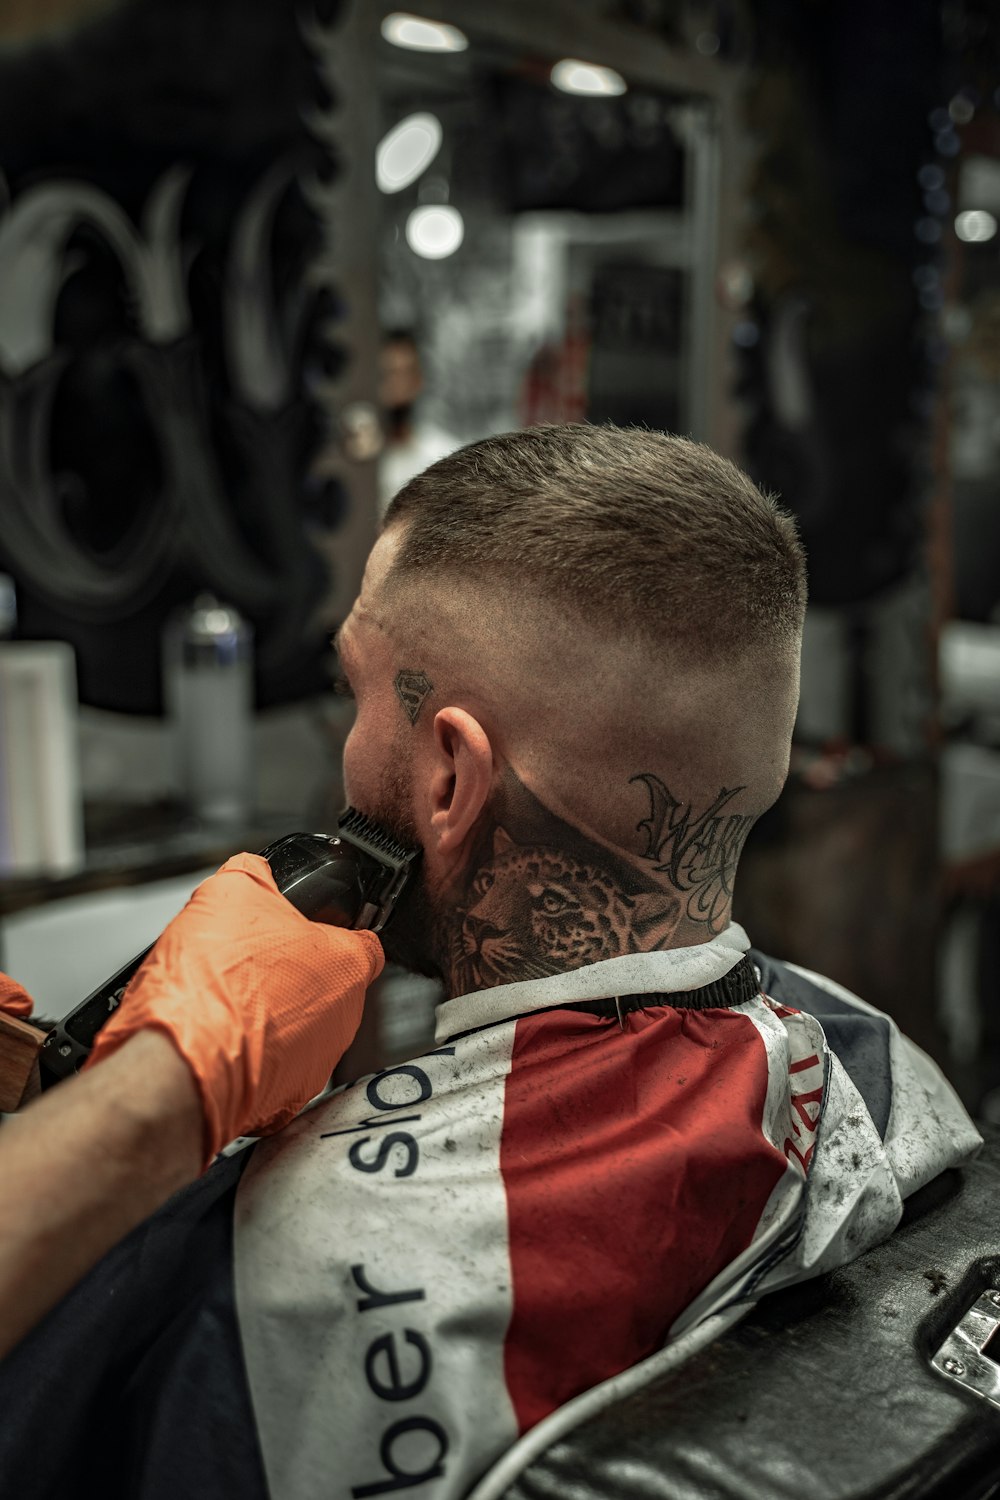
[{"left": 383, "top": 423, "right": 806, "bottom": 658}]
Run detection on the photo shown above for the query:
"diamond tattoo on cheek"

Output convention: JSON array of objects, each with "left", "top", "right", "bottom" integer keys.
[{"left": 394, "top": 669, "right": 433, "bottom": 724}]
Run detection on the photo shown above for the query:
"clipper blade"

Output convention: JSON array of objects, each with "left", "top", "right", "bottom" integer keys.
[
  {"left": 336, "top": 806, "right": 418, "bottom": 933},
  {"left": 336, "top": 806, "right": 417, "bottom": 872}
]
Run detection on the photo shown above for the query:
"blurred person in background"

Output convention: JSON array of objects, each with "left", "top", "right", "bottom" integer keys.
[{"left": 378, "top": 328, "right": 459, "bottom": 515}]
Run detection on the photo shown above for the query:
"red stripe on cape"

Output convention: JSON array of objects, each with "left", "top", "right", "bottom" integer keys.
[{"left": 499, "top": 1003, "right": 788, "bottom": 1430}]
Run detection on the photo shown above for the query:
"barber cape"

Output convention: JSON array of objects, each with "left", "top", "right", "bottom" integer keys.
[
  {"left": 0, "top": 928, "right": 981, "bottom": 1500},
  {"left": 233, "top": 930, "right": 980, "bottom": 1500}
]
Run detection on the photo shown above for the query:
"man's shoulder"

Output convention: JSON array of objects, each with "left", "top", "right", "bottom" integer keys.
[
  {"left": 749, "top": 950, "right": 885, "bottom": 1022},
  {"left": 749, "top": 949, "right": 896, "bottom": 1140}
]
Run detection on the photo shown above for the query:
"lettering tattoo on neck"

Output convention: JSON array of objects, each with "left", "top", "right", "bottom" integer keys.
[
  {"left": 629, "top": 773, "right": 755, "bottom": 935},
  {"left": 394, "top": 669, "right": 433, "bottom": 724},
  {"left": 444, "top": 770, "right": 683, "bottom": 995}
]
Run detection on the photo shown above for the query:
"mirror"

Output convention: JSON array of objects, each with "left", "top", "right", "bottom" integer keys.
[{"left": 373, "top": 16, "right": 727, "bottom": 511}]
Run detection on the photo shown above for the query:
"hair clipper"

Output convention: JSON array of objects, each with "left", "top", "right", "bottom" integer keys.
[{"left": 37, "top": 807, "right": 418, "bottom": 1090}]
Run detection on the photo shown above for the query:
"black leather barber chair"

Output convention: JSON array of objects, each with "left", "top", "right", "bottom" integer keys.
[{"left": 492, "top": 1124, "right": 1000, "bottom": 1500}]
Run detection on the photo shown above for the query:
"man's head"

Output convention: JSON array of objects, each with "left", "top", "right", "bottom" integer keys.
[{"left": 336, "top": 423, "right": 806, "bottom": 995}]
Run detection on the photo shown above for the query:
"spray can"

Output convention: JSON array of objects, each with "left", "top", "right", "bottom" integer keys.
[{"left": 162, "top": 595, "right": 253, "bottom": 824}]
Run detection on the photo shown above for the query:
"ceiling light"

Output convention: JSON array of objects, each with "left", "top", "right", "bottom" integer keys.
[
  {"left": 405, "top": 204, "right": 464, "bottom": 259},
  {"left": 550, "top": 59, "right": 626, "bottom": 97},
  {"left": 376, "top": 113, "right": 442, "bottom": 193},
  {"left": 955, "top": 209, "right": 998, "bottom": 243},
  {"left": 381, "top": 13, "right": 468, "bottom": 52}
]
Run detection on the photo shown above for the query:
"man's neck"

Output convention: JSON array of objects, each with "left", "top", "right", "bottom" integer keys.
[{"left": 436, "top": 768, "right": 746, "bottom": 999}]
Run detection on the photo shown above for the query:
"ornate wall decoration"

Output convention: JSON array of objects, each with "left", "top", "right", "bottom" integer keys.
[{"left": 0, "top": 0, "right": 359, "bottom": 713}]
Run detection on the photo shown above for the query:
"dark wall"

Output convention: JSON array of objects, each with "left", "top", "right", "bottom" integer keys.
[
  {"left": 738, "top": 0, "right": 944, "bottom": 606},
  {"left": 0, "top": 0, "right": 346, "bottom": 712}
]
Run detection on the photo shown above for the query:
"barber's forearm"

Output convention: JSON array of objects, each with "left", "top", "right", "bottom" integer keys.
[{"left": 0, "top": 1030, "right": 203, "bottom": 1361}]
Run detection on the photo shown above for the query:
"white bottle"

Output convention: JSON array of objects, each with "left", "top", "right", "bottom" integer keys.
[
  {"left": 0, "top": 639, "right": 85, "bottom": 875},
  {"left": 162, "top": 595, "right": 254, "bottom": 825}
]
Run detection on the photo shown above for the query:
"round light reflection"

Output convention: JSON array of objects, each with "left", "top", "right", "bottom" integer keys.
[
  {"left": 550, "top": 58, "right": 627, "bottom": 97},
  {"left": 405, "top": 205, "right": 464, "bottom": 259},
  {"left": 955, "top": 209, "right": 998, "bottom": 243},
  {"left": 381, "top": 13, "right": 468, "bottom": 52},
  {"left": 376, "top": 113, "right": 442, "bottom": 193}
]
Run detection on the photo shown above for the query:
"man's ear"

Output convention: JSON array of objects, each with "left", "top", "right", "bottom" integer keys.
[{"left": 426, "top": 707, "right": 493, "bottom": 860}]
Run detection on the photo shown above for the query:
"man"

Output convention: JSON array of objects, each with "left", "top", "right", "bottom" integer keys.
[{"left": 0, "top": 424, "right": 980, "bottom": 1500}]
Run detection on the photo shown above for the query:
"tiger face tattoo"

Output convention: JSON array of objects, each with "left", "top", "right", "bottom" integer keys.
[
  {"left": 430, "top": 767, "right": 749, "bottom": 998},
  {"left": 454, "top": 828, "right": 681, "bottom": 993}
]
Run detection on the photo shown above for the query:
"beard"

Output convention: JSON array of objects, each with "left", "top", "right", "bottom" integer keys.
[{"left": 355, "top": 756, "right": 446, "bottom": 981}]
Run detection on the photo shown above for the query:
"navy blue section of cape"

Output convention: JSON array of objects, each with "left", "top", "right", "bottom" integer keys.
[
  {"left": 750, "top": 950, "right": 893, "bottom": 1142},
  {"left": 0, "top": 1146, "right": 267, "bottom": 1500}
]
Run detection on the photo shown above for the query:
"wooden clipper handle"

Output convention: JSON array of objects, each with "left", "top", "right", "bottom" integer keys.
[{"left": 0, "top": 1013, "right": 48, "bottom": 1113}]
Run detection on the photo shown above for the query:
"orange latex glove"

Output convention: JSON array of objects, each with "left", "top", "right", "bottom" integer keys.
[
  {"left": 0, "top": 975, "right": 34, "bottom": 1021},
  {"left": 83, "top": 852, "right": 384, "bottom": 1168}
]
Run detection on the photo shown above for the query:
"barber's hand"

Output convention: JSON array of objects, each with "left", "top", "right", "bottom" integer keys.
[
  {"left": 83, "top": 853, "right": 384, "bottom": 1168},
  {"left": 0, "top": 976, "right": 34, "bottom": 1022}
]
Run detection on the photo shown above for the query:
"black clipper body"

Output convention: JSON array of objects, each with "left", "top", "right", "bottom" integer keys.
[{"left": 37, "top": 808, "right": 417, "bottom": 1089}]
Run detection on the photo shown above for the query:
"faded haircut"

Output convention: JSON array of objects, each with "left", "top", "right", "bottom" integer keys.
[{"left": 383, "top": 423, "right": 807, "bottom": 660}]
